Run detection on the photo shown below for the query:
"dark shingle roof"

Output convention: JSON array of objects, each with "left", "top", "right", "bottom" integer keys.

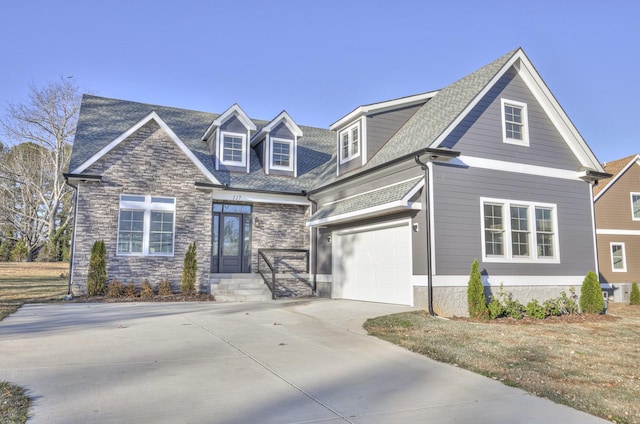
[
  {"left": 70, "top": 95, "right": 335, "bottom": 192},
  {"left": 71, "top": 48, "right": 520, "bottom": 193},
  {"left": 309, "top": 178, "right": 422, "bottom": 223}
]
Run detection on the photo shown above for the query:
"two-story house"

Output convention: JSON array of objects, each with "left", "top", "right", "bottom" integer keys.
[
  {"left": 594, "top": 154, "right": 640, "bottom": 301},
  {"left": 66, "top": 48, "right": 608, "bottom": 316}
]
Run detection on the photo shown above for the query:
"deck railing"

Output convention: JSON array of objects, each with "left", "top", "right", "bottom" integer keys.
[{"left": 257, "top": 248, "right": 310, "bottom": 300}]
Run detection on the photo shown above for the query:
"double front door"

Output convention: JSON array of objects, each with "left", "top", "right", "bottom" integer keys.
[{"left": 212, "top": 204, "right": 252, "bottom": 273}]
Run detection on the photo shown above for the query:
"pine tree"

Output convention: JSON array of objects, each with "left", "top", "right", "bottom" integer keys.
[
  {"left": 579, "top": 271, "right": 604, "bottom": 313},
  {"left": 86, "top": 240, "right": 107, "bottom": 296},
  {"left": 467, "top": 259, "right": 488, "bottom": 319},
  {"left": 181, "top": 242, "right": 197, "bottom": 294}
]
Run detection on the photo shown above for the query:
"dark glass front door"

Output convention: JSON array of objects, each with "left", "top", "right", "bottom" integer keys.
[{"left": 212, "top": 204, "right": 252, "bottom": 273}]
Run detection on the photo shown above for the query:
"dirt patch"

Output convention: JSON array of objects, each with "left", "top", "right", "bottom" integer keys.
[
  {"left": 67, "top": 294, "right": 215, "bottom": 303},
  {"left": 451, "top": 312, "right": 621, "bottom": 325}
]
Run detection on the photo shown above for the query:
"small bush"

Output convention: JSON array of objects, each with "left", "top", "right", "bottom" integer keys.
[
  {"left": 630, "top": 282, "right": 640, "bottom": 306},
  {"left": 467, "top": 259, "right": 488, "bottom": 319},
  {"left": 106, "top": 279, "right": 124, "bottom": 298},
  {"left": 526, "top": 299, "right": 545, "bottom": 319},
  {"left": 87, "top": 240, "right": 107, "bottom": 296},
  {"left": 158, "top": 279, "right": 173, "bottom": 296},
  {"left": 488, "top": 298, "right": 504, "bottom": 319},
  {"left": 140, "top": 280, "right": 154, "bottom": 299},
  {"left": 580, "top": 271, "right": 604, "bottom": 314},
  {"left": 124, "top": 282, "right": 138, "bottom": 298},
  {"left": 503, "top": 296, "right": 524, "bottom": 319}
]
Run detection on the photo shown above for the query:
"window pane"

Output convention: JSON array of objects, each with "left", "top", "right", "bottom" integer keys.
[
  {"left": 118, "top": 209, "right": 144, "bottom": 254},
  {"left": 351, "top": 126, "right": 359, "bottom": 155},
  {"left": 222, "top": 216, "right": 240, "bottom": 255},
  {"left": 537, "top": 233, "right": 554, "bottom": 257},
  {"left": 272, "top": 141, "right": 291, "bottom": 167},
  {"left": 121, "top": 195, "right": 145, "bottom": 202},
  {"left": 151, "top": 197, "right": 174, "bottom": 204},
  {"left": 341, "top": 132, "right": 349, "bottom": 159},
  {"left": 223, "top": 135, "right": 244, "bottom": 162},
  {"left": 149, "top": 211, "right": 174, "bottom": 254},
  {"left": 633, "top": 194, "right": 640, "bottom": 219},
  {"left": 484, "top": 203, "right": 504, "bottom": 256},
  {"left": 611, "top": 244, "right": 625, "bottom": 270},
  {"left": 511, "top": 206, "right": 529, "bottom": 257},
  {"left": 535, "top": 208, "right": 553, "bottom": 232}
]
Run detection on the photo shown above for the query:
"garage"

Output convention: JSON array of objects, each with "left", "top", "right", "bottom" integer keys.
[{"left": 332, "top": 220, "right": 413, "bottom": 305}]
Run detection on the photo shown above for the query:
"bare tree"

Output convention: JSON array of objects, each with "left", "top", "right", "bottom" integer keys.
[{"left": 0, "top": 79, "right": 81, "bottom": 261}]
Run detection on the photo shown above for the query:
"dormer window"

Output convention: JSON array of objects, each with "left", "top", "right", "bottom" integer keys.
[
  {"left": 221, "top": 131, "right": 246, "bottom": 166},
  {"left": 271, "top": 138, "right": 293, "bottom": 171},
  {"left": 501, "top": 99, "right": 529, "bottom": 146},
  {"left": 340, "top": 121, "right": 361, "bottom": 163}
]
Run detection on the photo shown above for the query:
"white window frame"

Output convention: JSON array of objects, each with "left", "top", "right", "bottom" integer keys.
[
  {"left": 480, "top": 197, "right": 559, "bottom": 263},
  {"left": 339, "top": 121, "right": 361, "bottom": 164},
  {"left": 631, "top": 192, "right": 640, "bottom": 221},
  {"left": 501, "top": 99, "right": 529, "bottom": 146},
  {"left": 219, "top": 131, "right": 246, "bottom": 167},
  {"left": 270, "top": 137, "right": 294, "bottom": 171},
  {"left": 117, "top": 194, "right": 176, "bottom": 256},
  {"left": 610, "top": 242, "right": 627, "bottom": 272}
]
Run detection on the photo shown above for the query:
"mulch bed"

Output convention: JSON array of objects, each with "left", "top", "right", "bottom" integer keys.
[
  {"left": 451, "top": 313, "right": 621, "bottom": 325},
  {"left": 66, "top": 294, "right": 215, "bottom": 303}
]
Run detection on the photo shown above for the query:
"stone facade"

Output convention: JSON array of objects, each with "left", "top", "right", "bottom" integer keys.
[
  {"left": 250, "top": 203, "right": 310, "bottom": 272},
  {"left": 71, "top": 121, "right": 212, "bottom": 294},
  {"left": 414, "top": 285, "right": 579, "bottom": 317}
]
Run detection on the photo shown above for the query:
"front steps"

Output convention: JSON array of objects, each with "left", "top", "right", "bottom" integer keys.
[
  {"left": 210, "top": 273, "right": 314, "bottom": 302},
  {"left": 210, "top": 274, "right": 273, "bottom": 302}
]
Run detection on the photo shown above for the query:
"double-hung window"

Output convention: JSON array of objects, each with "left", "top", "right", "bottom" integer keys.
[
  {"left": 220, "top": 131, "right": 246, "bottom": 166},
  {"left": 610, "top": 242, "right": 627, "bottom": 272},
  {"left": 339, "top": 121, "right": 361, "bottom": 163},
  {"left": 631, "top": 193, "right": 640, "bottom": 220},
  {"left": 117, "top": 195, "right": 176, "bottom": 256},
  {"left": 481, "top": 198, "right": 558, "bottom": 263},
  {"left": 501, "top": 99, "right": 529, "bottom": 146},
  {"left": 270, "top": 137, "right": 293, "bottom": 171}
]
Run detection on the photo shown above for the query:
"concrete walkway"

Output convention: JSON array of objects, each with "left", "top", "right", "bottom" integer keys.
[{"left": 0, "top": 299, "right": 607, "bottom": 423}]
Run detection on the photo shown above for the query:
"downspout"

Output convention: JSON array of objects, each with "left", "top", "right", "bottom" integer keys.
[
  {"left": 414, "top": 155, "right": 435, "bottom": 316},
  {"left": 64, "top": 179, "right": 78, "bottom": 298},
  {"left": 306, "top": 193, "right": 318, "bottom": 295}
]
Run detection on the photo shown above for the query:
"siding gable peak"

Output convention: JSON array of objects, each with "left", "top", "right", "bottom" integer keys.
[{"left": 594, "top": 153, "right": 640, "bottom": 201}]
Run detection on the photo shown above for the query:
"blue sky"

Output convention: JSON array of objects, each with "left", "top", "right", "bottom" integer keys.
[{"left": 1, "top": 0, "right": 638, "bottom": 163}]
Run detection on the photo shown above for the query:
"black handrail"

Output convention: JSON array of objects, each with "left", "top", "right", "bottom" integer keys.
[{"left": 257, "top": 248, "right": 310, "bottom": 300}]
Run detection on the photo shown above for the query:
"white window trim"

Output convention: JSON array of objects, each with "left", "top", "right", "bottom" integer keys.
[
  {"left": 270, "top": 137, "right": 294, "bottom": 171},
  {"left": 610, "top": 242, "right": 627, "bottom": 272},
  {"left": 501, "top": 99, "right": 529, "bottom": 147},
  {"left": 631, "top": 192, "right": 640, "bottom": 221},
  {"left": 117, "top": 195, "right": 176, "bottom": 256},
  {"left": 339, "top": 121, "right": 361, "bottom": 164},
  {"left": 219, "top": 131, "right": 247, "bottom": 167},
  {"left": 480, "top": 197, "right": 560, "bottom": 264}
]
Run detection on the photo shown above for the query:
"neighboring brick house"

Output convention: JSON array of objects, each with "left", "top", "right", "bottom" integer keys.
[
  {"left": 593, "top": 154, "right": 640, "bottom": 301},
  {"left": 66, "top": 48, "right": 608, "bottom": 316}
]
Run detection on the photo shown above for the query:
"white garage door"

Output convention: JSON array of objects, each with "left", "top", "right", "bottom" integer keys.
[{"left": 332, "top": 220, "right": 413, "bottom": 305}]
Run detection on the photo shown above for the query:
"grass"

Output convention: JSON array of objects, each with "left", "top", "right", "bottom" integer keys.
[
  {"left": 364, "top": 303, "right": 640, "bottom": 424},
  {"left": 0, "top": 261, "right": 69, "bottom": 424},
  {"left": 0, "top": 262, "right": 69, "bottom": 321}
]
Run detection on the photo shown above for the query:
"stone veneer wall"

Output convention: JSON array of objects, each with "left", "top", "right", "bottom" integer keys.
[
  {"left": 71, "top": 121, "right": 212, "bottom": 294},
  {"left": 250, "top": 203, "right": 310, "bottom": 272},
  {"left": 414, "top": 285, "right": 578, "bottom": 317}
]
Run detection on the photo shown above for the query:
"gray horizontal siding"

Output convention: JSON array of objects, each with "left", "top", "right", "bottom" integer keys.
[
  {"left": 271, "top": 122, "right": 293, "bottom": 139},
  {"left": 432, "top": 164, "right": 596, "bottom": 276},
  {"left": 220, "top": 115, "right": 247, "bottom": 133},
  {"left": 440, "top": 67, "right": 581, "bottom": 170},
  {"left": 367, "top": 104, "right": 422, "bottom": 160}
]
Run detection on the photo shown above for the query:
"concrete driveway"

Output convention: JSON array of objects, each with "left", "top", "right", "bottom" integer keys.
[{"left": 0, "top": 299, "right": 606, "bottom": 423}]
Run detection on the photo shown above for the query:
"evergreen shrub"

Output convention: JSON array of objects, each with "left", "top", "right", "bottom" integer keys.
[
  {"left": 467, "top": 259, "right": 488, "bottom": 319},
  {"left": 580, "top": 271, "right": 605, "bottom": 314},
  {"left": 87, "top": 240, "right": 107, "bottom": 296}
]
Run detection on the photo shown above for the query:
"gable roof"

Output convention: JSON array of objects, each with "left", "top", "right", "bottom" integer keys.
[
  {"left": 251, "top": 110, "right": 303, "bottom": 145},
  {"left": 324, "top": 48, "right": 604, "bottom": 186},
  {"left": 70, "top": 95, "right": 335, "bottom": 194},
  {"left": 593, "top": 154, "right": 640, "bottom": 200}
]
